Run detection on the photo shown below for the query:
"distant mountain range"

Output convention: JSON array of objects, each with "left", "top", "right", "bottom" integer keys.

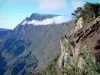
[
  {"left": 0, "top": 13, "right": 75, "bottom": 75},
  {"left": 0, "top": 28, "right": 9, "bottom": 31}
]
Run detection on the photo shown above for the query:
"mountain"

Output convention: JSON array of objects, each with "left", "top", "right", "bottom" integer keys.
[
  {"left": 20, "top": 13, "right": 59, "bottom": 25},
  {"left": 0, "top": 13, "right": 75, "bottom": 75},
  {"left": 25, "top": 13, "right": 59, "bottom": 21},
  {"left": 0, "top": 28, "right": 12, "bottom": 37},
  {"left": 0, "top": 28, "right": 9, "bottom": 31},
  {"left": 20, "top": 13, "right": 71, "bottom": 26}
]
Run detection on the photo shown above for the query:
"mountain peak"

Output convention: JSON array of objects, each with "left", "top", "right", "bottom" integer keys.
[
  {"left": 25, "top": 13, "right": 59, "bottom": 21},
  {"left": 20, "top": 13, "right": 72, "bottom": 26}
]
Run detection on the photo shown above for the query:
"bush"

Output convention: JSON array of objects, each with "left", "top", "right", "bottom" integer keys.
[
  {"left": 61, "top": 47, "right": 100, "bottom": 75},
  {"left": 72, "top": 2, "right": 100, "bottom": 22}
]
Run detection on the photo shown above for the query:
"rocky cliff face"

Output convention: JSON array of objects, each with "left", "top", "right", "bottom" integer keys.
[
  {"left": 70, "top": 17, "right": 83, "bottom": 35},
  {"left": 69, "top": 16, "right": 100, "bottom": 62},
  {"left": 58, "top": 36, "right": 70, "bottom": 68},
  {"left": 58, "top": 17, "right": 100, "bottom": 73}
]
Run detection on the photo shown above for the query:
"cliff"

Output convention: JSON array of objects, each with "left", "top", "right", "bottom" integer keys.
[{"left": 56, "top": 16, "right": 100, "bottom": 75}]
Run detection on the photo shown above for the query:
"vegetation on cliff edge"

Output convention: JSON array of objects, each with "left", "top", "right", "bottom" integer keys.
[{"left": 72, "top": 2, "right": 100, "bottom": 22}]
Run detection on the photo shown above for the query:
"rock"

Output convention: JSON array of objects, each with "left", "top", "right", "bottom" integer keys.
[
  {"left": 58, "top": 17, "right": 100, "bottom": 70},
  {"left": 58, "top": 35, "right": 70, "bottom": 68},
  {"left": 78, "top": 56, "right": 86, "bottom": 69},
  {"left": 75, "top": 17, "right": 83, "bottom": 32},
  {"left": 70, "top": 17, "right": 83, "bottom": 35},
  {"left": 69, "top": 16, "right": 100, "bottom": 65}
]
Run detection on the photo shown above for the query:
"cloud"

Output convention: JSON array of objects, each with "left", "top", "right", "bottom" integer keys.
[
  {"left": 22, "top": 16, "right": 72, "bottom": 25},
  {"left": 38, "top": 0, "right": 66, "bottom": 10}
]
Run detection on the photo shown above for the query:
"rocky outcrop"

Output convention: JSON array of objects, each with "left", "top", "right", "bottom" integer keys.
[
  {"left": 58, "top": 36, "right": 85, "bottom": 70},
  {"left": 69, "top": 16, "right": 100, "bottom": 62},
  {"left": 58, "top": 35, "right": 70, "bottom": 68},
  {"left": 70, "top": 17, "right": 83, "bottom": 35},
  {"left": 58, "top": 17, "right": 100, "bottom": 71}
]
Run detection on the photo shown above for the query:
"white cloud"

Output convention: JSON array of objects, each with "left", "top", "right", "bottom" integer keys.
[
  {"left": 22, "top": 16, "right": 72, "bottom": 25},
  {"left": 38, "top": 0, "right": 66, "bottom": 10}
]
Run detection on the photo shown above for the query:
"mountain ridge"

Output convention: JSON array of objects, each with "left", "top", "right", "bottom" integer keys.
[
  {"left": 0, "top": 13, "right": 75, "bottom": 75},
  {"left": 19, "top": 13, "right": 71, "bottom": 26}
]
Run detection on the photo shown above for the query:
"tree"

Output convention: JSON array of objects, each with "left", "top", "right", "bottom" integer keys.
[{"left": 72, "top": 2, "right": 100, "bottom": 22}]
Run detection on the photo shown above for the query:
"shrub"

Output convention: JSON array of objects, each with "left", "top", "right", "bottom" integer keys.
[
  {"left": 61, "top": 46, "right": 100, "bottom": 75},
  {"left": 72, "top": 2, "right": 100, "bottom": 22}
]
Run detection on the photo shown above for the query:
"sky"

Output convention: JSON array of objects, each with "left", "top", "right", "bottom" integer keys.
[{"left": 0, "top": 0, "right": 100, "bottom": 29}]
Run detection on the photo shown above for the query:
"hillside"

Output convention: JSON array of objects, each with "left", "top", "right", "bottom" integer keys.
[
  {"left": 45, "top": 2, "right": 100, "bottom": 75},
  {"left": 1, "top": 2, "right": 100, "bottom": 75},
  {"left": 0, "top": 13, "right": 75, "bottom": 75}
]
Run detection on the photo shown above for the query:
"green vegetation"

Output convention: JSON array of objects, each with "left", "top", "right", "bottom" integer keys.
[
  {"left": 30, "top": 44, "right": 100, "bottom": 75},
  {"left": 62, "top": 2, "right": 100, "bottom": 75},
  {"left": 61, "top": 47, "right": 100, "bottom": 75},
  {"left": 30, "top": 2, "right": 100, "bottom": 75},
  {"left": 30, "top": 51, "right": 61, "bottom": 75},
  {"left": 41, "top": 63, "right": 57, "bottom": 75},
  {"left": 61, "top": 36, "right": 69, "bottom": 48},
  {"left": 72, "top": 2, "right": 100, "bottom": 22},
  {"left": 41, "top": 52, "right": 61, "bottom": 75},
  {"left": 40, "top": 46, "right": 100, "bottom": 75}
]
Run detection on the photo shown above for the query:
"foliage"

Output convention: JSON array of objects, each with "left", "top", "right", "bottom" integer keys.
[
  {"left": 41, "top": 53, "right": 61, "bottom": 75},
  {"left": 84, "top": 47, "right": 92, "bottom": 65},
  {"left": 30, "top": 52, "right": 60, "bottom": 75},
  {"left": 61, "top": 47, "right": 100, "bottom": 75},
  {"left": 72, "top": 2, "right": 100, "bottom": 22},
  {"left": 31, "top": 46, "right": 100, "bottom": 75},
  {"left": 41, "top": 64, "right": 58, "bottom": 75},
  {"left": 61, "top": 36, "right": 69, "bottom": 48}
]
